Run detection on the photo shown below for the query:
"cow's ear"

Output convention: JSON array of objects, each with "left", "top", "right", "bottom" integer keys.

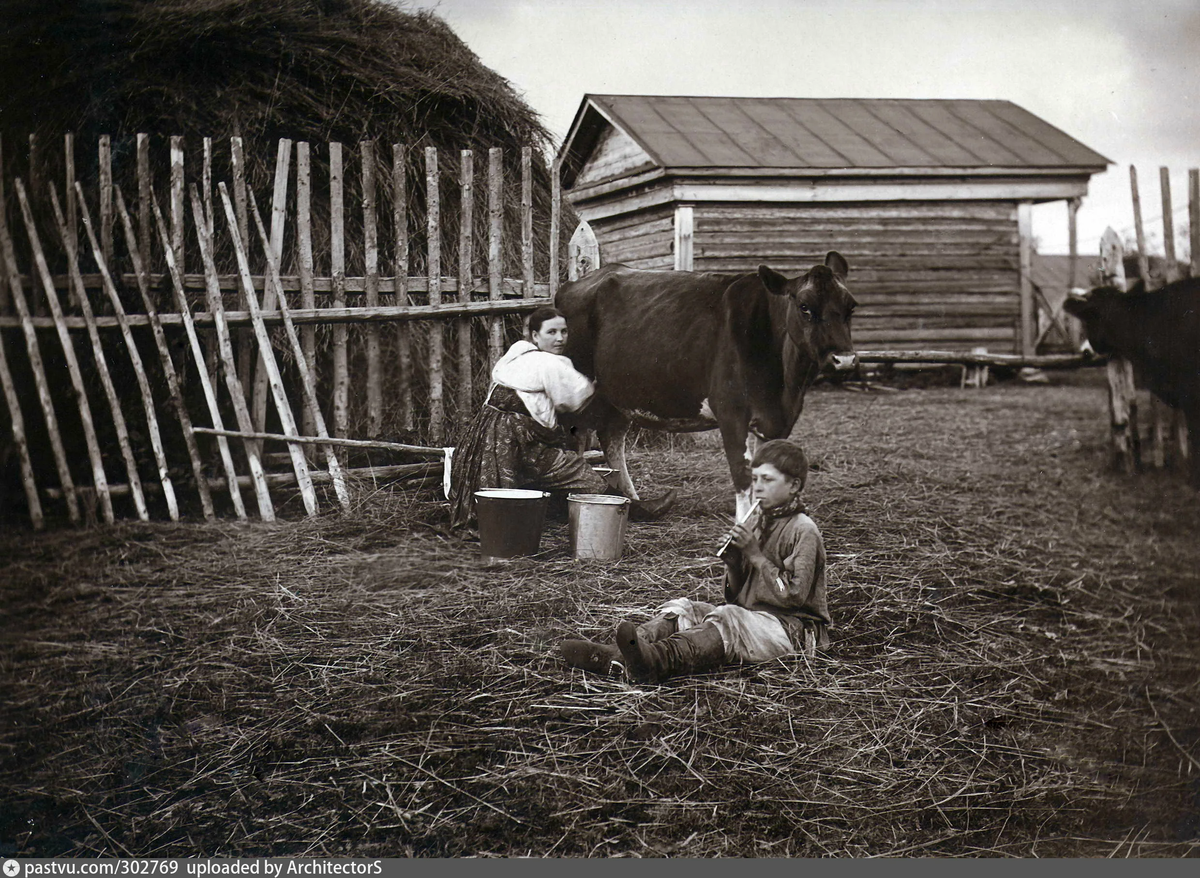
[
  {"left": 758, "top": 264, "right": 789, "bottom": 296},
  {"left": 824, "top": 251, "right": 849, "bottom": 278},
  {"left": 1062, "top": 292, "right": 1091, "bottom": 319}
]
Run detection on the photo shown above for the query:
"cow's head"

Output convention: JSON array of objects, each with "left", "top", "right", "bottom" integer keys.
[
  {"left": 1063, "top": 286, "right": 1126, "bottom": 356},
  {"left": 758, "top": 251, "right": 859, "bottom": 373}
]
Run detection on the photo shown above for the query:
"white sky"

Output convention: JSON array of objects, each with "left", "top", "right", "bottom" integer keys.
[{"left": 402, "top": 0, "right": 1200, "bottom": 260}]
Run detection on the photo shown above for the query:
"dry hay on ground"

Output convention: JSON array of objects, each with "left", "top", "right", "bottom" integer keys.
[{"left": 1, "top": 377, "right": 1199, "bottom": 857}]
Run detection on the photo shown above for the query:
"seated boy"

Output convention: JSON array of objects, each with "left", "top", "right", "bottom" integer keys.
[{"left": 559, "top": 438, "right": 831, "bottom": 683}]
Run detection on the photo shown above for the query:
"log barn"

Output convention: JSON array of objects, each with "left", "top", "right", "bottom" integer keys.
[{"left": 556, "top": 95, "right": 1109, "bottom": 354}]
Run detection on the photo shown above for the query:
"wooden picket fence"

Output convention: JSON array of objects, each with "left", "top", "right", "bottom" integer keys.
[{"left": 0, "top": 134, "right": 566, "bottom": 529}]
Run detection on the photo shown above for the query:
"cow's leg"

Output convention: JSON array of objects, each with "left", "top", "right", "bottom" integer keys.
[
  {"left": 598, "top": 416, "right": 638, "bottom": 500},
  {"left": 717, "top": 417, "right": 755, "bottom": 520},
  {"left": 1186, "top": 406, "right": 1200, "bottom": 490}
]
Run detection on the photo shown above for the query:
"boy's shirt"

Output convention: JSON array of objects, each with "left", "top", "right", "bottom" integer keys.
[{"left": 724, "top": 511, "right": 831, "bottom": 631}]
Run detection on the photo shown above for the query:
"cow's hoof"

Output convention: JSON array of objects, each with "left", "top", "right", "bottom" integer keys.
[{"left": 629, "top": 489, "right": 677, "bottom": 521}]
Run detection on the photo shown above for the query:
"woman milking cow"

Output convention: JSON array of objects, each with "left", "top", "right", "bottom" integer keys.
[{"left": 447, "top": 305, "right": 676, "bottom": 529}]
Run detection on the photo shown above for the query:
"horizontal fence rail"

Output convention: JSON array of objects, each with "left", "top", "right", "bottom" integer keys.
[{"left": 0, "top": 133, "right": 565, "bottom": 528}]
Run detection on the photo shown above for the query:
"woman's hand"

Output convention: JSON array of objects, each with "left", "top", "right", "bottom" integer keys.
[{"left": 725, "top": 521, "right": 766, "bottom": 564}]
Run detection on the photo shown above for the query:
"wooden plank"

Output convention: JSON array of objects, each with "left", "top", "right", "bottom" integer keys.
[
  {"left": 521, "top": 146, "right": 534, "bottom": 297},
  {"left": 1099, "top": 226, "right": 1139, "bottom": 475},
  {"left": 202, "top": 137, "right": 214, "bottom": 235},
  {"left": 113, "top": 185, "right": 217, "bottom": 520},
  {"left": 1130, "top": 166, "right": 1151, "bottom": 286},
  {"left": 148, "top": 189, "right": 247, "bottom": 519},
  {"left": 247, "top": 188, "right": 351, "bottom": 511},
  {"left": 457, "top": 149, "right": 475, "bottom": 416},
  {"left": 219, "top": 182, "right": 320, "bottom": 518},
  {"left": 0, "top": 297, "right": 557, "bottom": 330},
  {"left": 0, "top": 134, "right": 7, "bottom": 313},
  {"left": 193, "top": 426, "right": 444, "bottom": 456},
  {"left": 296, "top": 142, "right": 317, "bottom": 439},
  {"left": 252, "top": 138, "right": 293, "bottom": 436},
  {"left": 363, "top": 140, "right": 381, "bottom": 438},
  {"left": 488, "top": 147, "right": 503, "bottom": 366},
  {"left": 426, "top": 146, "right": 444, "bottom": 442},
  {"left": 26, "top": 135, "right": 43, "bottom": 315},
  {"left": 57, "top": 185, "right": 150, "bottom": 521},
  {"left": 0, "top": 192, "right": 79, "bottom": 521},
  {"left": 330, "top": 141, "right": 349, "bottom": 439},
  {"left": 857, "top": 350, "right": 1097, "bottom": 369},
  {"left": 110, "top": 187, "right": 182, "bottom": 521},
  {"left": 200, "top": 137, "right": 219, "bottom": 388},
  {"left": 170, "top": 136, "right": 185, "bottom": 278},
  {"left": 568, "top": 220, "right": 600, "bottom": 280},
  {"left": 0, "top": 327, "right": 42, "bottom": 528},
  {"left": 231, "top": 136, "right": 252, "bottom": 397},
  {"left": 190, "top": 184, "right": 274, "bottom": 520},
  {"left": 136, "top": 133, "right": 151, "bottom": 284},
  {"left": 393, "top": 143, "right": 414, "bottom": 432},
  {"left": 673, "top": 205, "right": 694, "bottom": 271},
  {"left": 98, "top": 135, "right": 114, "bottom": 277},
  {"left": 550, "top": 156, "right": 561, "bottom": 299}
]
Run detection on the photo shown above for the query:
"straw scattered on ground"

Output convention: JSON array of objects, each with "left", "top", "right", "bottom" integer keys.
[{"left": 2, "top": 372, "right": 1199, "bottom": 857}]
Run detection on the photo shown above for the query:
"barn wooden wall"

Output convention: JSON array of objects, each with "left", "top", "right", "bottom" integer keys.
[
  {"left": 590, "top": 204, "right": 675, "bottom": 271},
  {"left": 690, "top": 201, "right": 1022, "bottom": 352}
]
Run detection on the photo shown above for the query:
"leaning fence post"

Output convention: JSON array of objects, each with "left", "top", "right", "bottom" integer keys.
[
  {"left": 1099, "top": 226, "right": 1139, "bottom": 476},
  {"left": 0, "top": 328, "right": 42, "bottom": 529},
  {"left": 0, "top": 182, "right": 80, "bottom": 524},
  {"left": 57, "top": 185, "right": 151, "bottom": 522}
]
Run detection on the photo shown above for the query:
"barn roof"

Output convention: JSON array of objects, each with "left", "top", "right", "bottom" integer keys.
[{"left": 559, "top": 95, "right": 1110, "bottom": 187}]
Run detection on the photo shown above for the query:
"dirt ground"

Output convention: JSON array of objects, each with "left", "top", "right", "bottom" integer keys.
[{"left": 2, "top": 370, "right": 1199, "bottom": 857}]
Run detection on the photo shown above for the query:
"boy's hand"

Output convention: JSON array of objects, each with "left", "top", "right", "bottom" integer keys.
[{"left": 726, "top": 522, "right": 766, "bottom": 564}]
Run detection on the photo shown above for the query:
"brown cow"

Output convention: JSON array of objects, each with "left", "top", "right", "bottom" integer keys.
[{"left": 556, "top": 252, "right": 858, "bottom": 517}]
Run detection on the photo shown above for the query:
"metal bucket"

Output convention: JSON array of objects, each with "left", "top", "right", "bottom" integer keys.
[
  {"left": 475, "top": 489, "right": 549, "bottom": 563},
  {"left": 567, "top": 493, "right": 630, "bottom": 561}
]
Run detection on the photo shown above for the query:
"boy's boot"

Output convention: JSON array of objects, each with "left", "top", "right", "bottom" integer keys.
[
  {"left": 615, "top": 621, "right": 726, "bottom": 683},
  {"left": 558, "top": 639, "right": 623, "bottom": 676},
  {"left": 559, "top": 615, "right": 676, "bottom": 676}
]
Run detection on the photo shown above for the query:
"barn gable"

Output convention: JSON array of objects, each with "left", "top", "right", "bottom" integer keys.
[{"left": 557, "top": 94, "right": 1110, "bottom": 354}]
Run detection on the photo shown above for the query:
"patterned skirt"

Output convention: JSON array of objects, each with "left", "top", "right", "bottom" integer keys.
[{"left": 448, "top": 386, "right": 606, "bottom": 528}]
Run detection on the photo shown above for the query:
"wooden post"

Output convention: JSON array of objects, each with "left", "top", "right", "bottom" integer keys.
[
  {"left": 1017, "top": 201, "right": 1034, "bottom": 357},
  {"left": 297, "top": 141, "right": 317, "bottom": 439},
  {"left": 0, "top": 183, "right": 80, "bottom": 524},
  {"left": 202, "top": 137, "right": 215, "bottom": 236},
  {"left": 148, "top": 190, "right": 247, "bottom": 520},
  {"left": 110, "top": 187, "right": 181, "bottom": 521},
  {"left": 170, "top": 136, "right": 185, "bottom": 279},
  {"left": 363, "top": 140, "right": 382, "bottom": 438},
  {"left": 488, "top": 147, "right": 504, "bottom": 367},
  {"left": 190, "top": 185, "right": 274, "bottom": 521},
  {"left": 219, "top": 182, "right": 319, "bottom": 518},
  {"left": 568, "top": 220, "right": 599, "bottom": 281},
  {"left": 248, "top": 189, "right": 350, "bottom": 511},
  {"left": 136, "top": 133, "right": 151, "bottom": 284},
  {"left": 57, "top": 185, "right": 150, "bottom": 521},
  {"left": 63, "top": 133, "right": 79, "bottom": 308},
  {"left": 0, "top": 133, "right": 8, "bottom": 313},
  {"left": 15, "top": 182, "right": 112, "bottom": 523},
  {"left": 231, "top": 136, "right": 252, "bottom": 396},
  {"left": 550, "top": 156, "right": 561, "bottom": 300},
  {"left": 674, "top": 205, "right": 694, "bottom": 271},
  {"left": 1190, "top": 169, "right": 1200, "bottom": 279},
  {"left": 330, "top": 142, "right": 349, "bottom": 439},
  {"left": 1161, "top": 168, "right": 1179, "bottom": 283},
  {"left": 1066, "top": 196, "right": 1083, "bottom": 350},
  {"left": 98, "top": 135, "right": 114, "bottom": 278},
  {"left": 1130, "top": 166, "right": 1151, "bottom": 286},
  {"left": 1099, "top": 227, "right": 1139, "bottom": 476},
  {"left": 521, "top": 146, "right": 534, "bottom": 298},
  {"left": 458, "top": 149, "right": 475, "bottom": 415},
  {"left": 426, "top": 146, "right": 444, "bottom": 443},
  {"left": 0, "top": 328, "right": 42, "bottom": 528},
  {"left": 201, "top": 137, "right": 219, "bottom": 394},
  {"left": 112, "top": 186, "right": 216, "bottom": 520},
  {"left": 251, "top": 138, "right": 293, "bottom": 437},
  {"left": 393, "top": 144, "right": 413, "bottom": 432},
  {"left": 27, "top": 135, "right": 43, "bottom": 315}
]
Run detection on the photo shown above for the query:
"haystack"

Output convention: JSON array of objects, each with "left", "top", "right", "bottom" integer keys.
[{"left": 0, "top": 0, "right": 575, "bottom": 512}]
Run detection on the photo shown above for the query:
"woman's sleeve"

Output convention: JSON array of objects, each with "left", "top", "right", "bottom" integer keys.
[{"left": 541, "top": 356, "right": 596, "bottom": 412}]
